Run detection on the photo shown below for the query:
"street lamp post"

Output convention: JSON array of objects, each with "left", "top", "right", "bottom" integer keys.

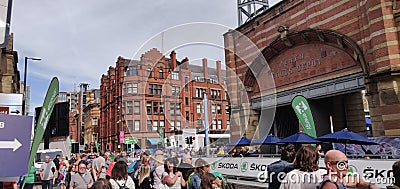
[{"left": 22, "top": 57, "right": 41, "bottom": 115}]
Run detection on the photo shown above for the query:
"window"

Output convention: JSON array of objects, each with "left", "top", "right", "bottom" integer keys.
[
  {"left": 160, "top": 120, "right": 164, "bottom": 130},
  {"left": 134, "top": 120, "right": 140, "bottom": 131},
  {"left": 133, "top": 83, "right": 138, "bottom": 94},
  {"left": 147, "top": 68, "right": 152, "bottom": 77},
  {"left": 211, "top": 104, "right": 216, "bottom": 114},
  {"left": 172, "top": 86, "right": 180, "bottom": 97},
  {"left": 128, "top": 120, "right": 133, "bottom": 132},
  {"left": 126, "top": 83, "right": 132, "bottom": 94},
  {"left": 217, "top": 105, "right": 221, "bottom": 114},
  {"left": 185, "top": 77, "right": 189, "bottom": 91},
  {"left": 170, "top": 103, "right": 175, "bottom": 115},
  {"left": 172, "top": 71, "right": 179, "bottom": 80},
  {"left": 186, "top": 111, "right": 189, "bottom": 121},
  {"left": 196, "top": 88, "right": 206, "bottom": 98},
  {"left": 210, "top": 89, "right": 221, "bottom": 99},
  {"left": 185, "top": 97, "right": 189, "bottom": 106},
  {"left": 153, "top": 120, "right": 158, "bottom": 131},
  {"left": 212, "top": 120, "right": 216, "bottom": 130},
  {"left": 134, "top": 101, "right": 140, "bottom": 114},
  {"left": 218, "top": 120, "right": 222, "bottom": 130},
  {"left": 127, "top": 101, "right": 133, "bottom": 114},
  {"left": 153, "top": 102, "right": 159, "bottom": 114},
  {"left": 160, "top": 102, "right": 164, "bottom": 114},
  {"left": 170, "top": 103, "right": 180, "bottom": 116},
  {"left": 176, "top": 121, "right": 181, "bottom": 130},
  {"left": 197, "top": 103, "right": 201, "bottom": 113},
  {"left": 170, "top": 121, "right": 174, "bottom": 131},
  {"left": 147, "top": 121, "right": 152, "bottom": 131},
  {"left": 148, "top": 84, "right": 162, "bottom": 95},
  {"left": 126, "top": 66, "right": 138, "bottom": 76},
  {"left": 197, "top": 119, "right": 202, "bottom": 128},
  {"left": 227, "top": 121, "right": 230, "bottom": 130},
  {"left": 92, "top": 118, "right": 98, "bottom": 126},
  {"left": 147, "top": 102, "right": 152, "bottom": 115},
  {"left": 159, "top": 69, "right": 164, "bottom": 79}
]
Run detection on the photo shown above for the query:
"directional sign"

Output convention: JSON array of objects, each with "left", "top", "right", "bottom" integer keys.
[
  {"left": 0, "top": 114, "right": 32, "bottom": 177},
  {"left": 0, "top": 93, "right": 23, "bottom": 115},
  {"left": 124, "top": 137, "right": 138, "bottom": 144}
]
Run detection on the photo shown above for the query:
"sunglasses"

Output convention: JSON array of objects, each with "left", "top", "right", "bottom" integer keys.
[{"left": 329, "top": 160, "right": 348, "bottom": 165}]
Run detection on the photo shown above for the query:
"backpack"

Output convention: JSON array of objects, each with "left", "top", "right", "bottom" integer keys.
[
  {"left": 115, "top": 179, "right": 129, "bottom": 189},
  {"left": 186, "top": 172, "right": 195, "bottom": 188}
]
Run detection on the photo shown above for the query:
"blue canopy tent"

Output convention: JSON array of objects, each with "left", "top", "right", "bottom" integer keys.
[
  {"left": 279, "top": 132, "right": 320, "bottom": 144},
  {"left": 226, "top": 137, "right": 252, "bottom": 146},
  {"left": 252, "top": 135, "right": 281, "bottom": 145},
  {"left": 317, "top": 129, "right": 379, "bottom": 154}
]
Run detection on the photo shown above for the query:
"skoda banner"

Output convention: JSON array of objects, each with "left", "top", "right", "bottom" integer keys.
[{"left": 291, "top": 95, "right": 316, "bottom": 137}]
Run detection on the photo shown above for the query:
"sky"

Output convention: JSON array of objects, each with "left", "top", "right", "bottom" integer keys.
[{"left": 10, "top": 0, "right": 280, "bottom": 114}]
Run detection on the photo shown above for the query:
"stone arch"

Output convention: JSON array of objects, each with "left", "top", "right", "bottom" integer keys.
[{"left": 243, "top": 29, "right": 369, "bottom": 91}]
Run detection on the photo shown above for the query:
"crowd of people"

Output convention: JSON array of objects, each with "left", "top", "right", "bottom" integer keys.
[{"left": 28, "top": 150, "right": 225, "bottom": 189}]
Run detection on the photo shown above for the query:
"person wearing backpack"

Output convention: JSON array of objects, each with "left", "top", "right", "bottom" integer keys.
[{"left": 110, "top": 161, "right": 135, "bottom": 189}]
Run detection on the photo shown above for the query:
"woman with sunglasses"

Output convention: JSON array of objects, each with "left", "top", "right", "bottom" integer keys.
[{"left": 163, "top": 157, "right": 185, "bottom": 189}]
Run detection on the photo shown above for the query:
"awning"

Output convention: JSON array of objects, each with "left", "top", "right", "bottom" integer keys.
[
  {"left": 147, "top": 138, "right": 162, "bottom": 145},
  {"left": 365, "top": 117, "right": 371, "bottom": 125}
]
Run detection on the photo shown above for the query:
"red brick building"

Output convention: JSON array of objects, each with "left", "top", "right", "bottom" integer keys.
[
  {"left": 100, "top": 48, "right": 229, "bottom": 151},
  {"left": 225, "top": 0, "right": 400, "bottom": 140}
]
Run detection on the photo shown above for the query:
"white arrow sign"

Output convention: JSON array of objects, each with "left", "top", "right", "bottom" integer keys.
[{"left": 0, "top": 138, "right": 22, "bottom": 151}]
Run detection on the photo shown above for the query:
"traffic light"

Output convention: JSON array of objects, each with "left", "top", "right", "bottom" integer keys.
[
  {"left": 185, "top": 137, "right": 189, "bottom": 144},
  {"left": 188, "top": 136, "right": 193, "bottom": 145}
]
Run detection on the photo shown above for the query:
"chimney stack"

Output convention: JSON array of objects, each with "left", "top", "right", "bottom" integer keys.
[
  {"left": 216, "top": 60, "right": 222, "bottom": 84},
  {"left": 202, "top": 58, "right": 208, "bottom": 81}
]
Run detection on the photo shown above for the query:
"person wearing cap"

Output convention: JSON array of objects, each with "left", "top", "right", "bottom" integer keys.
[
  {"left": 178, "top": 154, "right": 193, "bottom": 189},
  {"left": 188, "top": 158, "right": 210, "bottom": 189},
  {"left": 212, "top": 172, "right": 224, "bottom": 189}
]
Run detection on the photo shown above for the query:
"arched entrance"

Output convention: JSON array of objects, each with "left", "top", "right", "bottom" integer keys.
[{"left": 245, "top": 29, "right": 370, "bottom": 139}]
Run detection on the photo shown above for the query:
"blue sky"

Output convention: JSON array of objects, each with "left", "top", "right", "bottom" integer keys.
[{"left": 10, "top": 0, "right": 280, "bottom": 115}]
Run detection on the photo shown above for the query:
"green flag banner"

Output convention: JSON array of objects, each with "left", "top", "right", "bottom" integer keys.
[
  {"left": 158, "top": 126, "right": 165, "bottom": 146},
  {"left": 26, "top": 77, "right": 59, "bottom": 170},
  {"left": 291, "top": 95, "right": 316, "bottom": 137}
]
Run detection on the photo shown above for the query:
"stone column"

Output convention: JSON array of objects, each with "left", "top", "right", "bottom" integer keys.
[{"left": 366, "top": 76, "right": 400, "bottom": 136}]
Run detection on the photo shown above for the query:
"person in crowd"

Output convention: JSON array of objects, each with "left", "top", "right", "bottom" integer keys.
[
  {"left": 199, "top": 172, "right": 217, "bottom": 189},
  {"left": 40, "top": 155, "right": 56, "bottom": 189},
  {"left": 86, "top": 161, "right": 98, "bottom": 182},
  {"left": 178, "top": 154, "right": 193, "bottom": 189},
  {"left": 153, "top": 155, "right": 166, "bottom": 189},
  {"left": 319, "top": 150, "right": 378, "bottom": 189},
  {"left": 93, "top": 152, "right": 107, "bottom": 179},
  {"left": 106, "top": 158, "right": 118, "bottom": 180},
  {"left": 316, "top": 143, "right": 325, "bottom": 156},
  {"left": 70, "top": 163, "right": 94, "bottom": 189},
  {"left": 65, "top": 164, "right": 75, "bottom": 189},
  {"left": 163, "top": 157, "right": 185, "bottom": 189},
  {"left": 23, "top": 166, "right": 36, "bottom": 189},
  {"left": 387, "top": 160, "right": 400, "bottom": 189},
  {"left": 212, "top": 172, "right": 224, "bottom": 189},
  {"left": 93, "top": 178, "right": 112, "bottom": 189},
  {"left": 267, "top": 144, "right": 296, "bottom": 189},
  {"left": 54, "top": 154, "right": 61, "bottom": 171},
  {"left": 138, "top": 164, "right": 152, "bottom": 189},
  {"left": 188, "top": 158, "right": 210, "bottom": 189},
  {"left": 109, "top": 161, "right": 135, "bottom": 189},
  {"left": 118, "top": 152, "right": 128, "bottom": 163},
  {"left": 59, "top": 160, "right": 69, "bottom": 189},
  {"left": 279, "top": 145, "right": 326, "bottom": 189},
  {"left": 69, "top": 154, "right": 77, "bottom": 165}
]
